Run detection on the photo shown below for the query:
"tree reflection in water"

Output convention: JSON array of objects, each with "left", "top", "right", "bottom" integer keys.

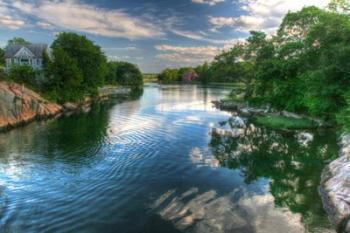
[{"left": 209, "top": 119, "right": 339, "bottom": 231}]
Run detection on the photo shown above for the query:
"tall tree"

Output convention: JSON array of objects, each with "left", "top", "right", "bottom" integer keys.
[
  {"left": 45, "top": 48, "right": 84, "bottom": 103},
  {"left": 51, "top": 32, "right": 108, "bottom": 94}
]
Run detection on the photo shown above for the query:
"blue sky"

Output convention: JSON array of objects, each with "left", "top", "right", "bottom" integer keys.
[{"left": 0, "top": 0, "right": 329, "bottom": 72}]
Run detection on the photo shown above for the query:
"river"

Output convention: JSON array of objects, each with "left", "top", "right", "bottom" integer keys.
[{"left": 0, "top": 84, "right": 338, "bottom": 233}]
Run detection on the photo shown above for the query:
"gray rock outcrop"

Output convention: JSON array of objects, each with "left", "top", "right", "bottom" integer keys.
[{"left": 320, "top": 134, "right": 350, "bottom": 233}]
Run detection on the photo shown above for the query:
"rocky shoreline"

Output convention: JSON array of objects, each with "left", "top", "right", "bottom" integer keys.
[
  {"left": 213, "top": 99, "right": 350, "bottom": 232},
  {"left": 320, "top": 134, "right": 350, "bottom": 233},
  {"left": 0, "top": 81, "right": 131, "bottom": 132},
  {"left": 212, "top": 99, "right": 326, "bottom": 127}
]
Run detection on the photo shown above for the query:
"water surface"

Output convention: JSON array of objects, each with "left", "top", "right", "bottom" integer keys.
[{"left": 0, "top": 84, "right": 338, "bottom": 233}]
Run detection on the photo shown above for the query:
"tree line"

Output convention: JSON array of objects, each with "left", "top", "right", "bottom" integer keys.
[
  {"left": 0, "top": 33, "right": 143, "bottom": 103},
  {"left": 162, "top": 3, "right": 350, "bottom": 126},
  {"left": 157, "top": 67, "right": 197, "bottom": 83}
]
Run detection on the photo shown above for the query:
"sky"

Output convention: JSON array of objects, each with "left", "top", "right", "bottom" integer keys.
[{"left": 0, "top": 0, "right": 330, "bottom": 73}]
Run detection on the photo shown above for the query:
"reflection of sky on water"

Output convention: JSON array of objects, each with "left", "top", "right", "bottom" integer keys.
[
  {"left": 152, "top": 187, "right": 309, "bottom": 233},
  {"left": 0, "top": 84, "right": 337, "bottom": 233}
]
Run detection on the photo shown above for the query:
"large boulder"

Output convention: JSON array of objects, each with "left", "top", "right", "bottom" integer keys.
[
  {"left": 320, "top": 134, "right": 350, "bottom": 233},
  {"left": 0, "top": 81, "right": 62, "bottom": 130}
]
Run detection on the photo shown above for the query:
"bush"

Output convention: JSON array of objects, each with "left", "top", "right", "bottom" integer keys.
[
  {"left": 106, "top": 61, "right": 143, "bottom": 87},
  {"left": 157, "top": 68, "right": 179, "bottom": 83},
  {"left": 253, "top": 116, "right": 318, "bottom": 130},
  {"left": 0, "top": 68, "right": 6, "bottom": 80},
  {"left": 8, "top": 65, "right": 36, "bottom": 86}
]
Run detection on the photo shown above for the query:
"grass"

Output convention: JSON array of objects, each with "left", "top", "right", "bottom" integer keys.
[
  {"left": 253, "top": 115, "right": 318, "bottom": 130},
  {"left": 143, "top": 74, "right": 158, "bottom": 82}
]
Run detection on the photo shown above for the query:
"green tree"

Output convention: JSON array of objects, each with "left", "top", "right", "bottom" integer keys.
[
  {"left": 328, "top": 0, "right": 350, "bottom": 14},
  {"left": 177, "top": 67, "right": 196, "bottom": 80},
  {"left": 8, "top": 65, "right": 36, "bottom": 86},
  {"left": 196, "top": 62, "right": 211, "bottom": 84},
  {"left": 106, "top": 61, "right": 143, "bottom": 87},
  {"left": 45, "top": 48, "right": 84, "bottom": 103},
  {"left": 7, "top": 37, "right": 31, "bottom": 46},
  {"left": 157, "top": 68, "right": 179, "bottom": 83},
  {"left": 0, "top": 48, "right": 5, "bottom": 66},
  {"left": 51, "top": 32, "right": 108, "bottom": 94}
]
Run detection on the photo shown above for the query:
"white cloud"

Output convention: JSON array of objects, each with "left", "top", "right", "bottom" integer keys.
[
  {"left": 156, "top": 44, "right": 221, "bottom": 57},
  {"left": 192, "top": 0, "right": 225, "bottom": 6},
  {"left": 0, "top": 15, "right": 25, "bottom": 29},
  {"left": 209, "top": 0, "right": 329, "bottom": 33},
  {"left": 8, "top": 0, "right": 164, "bottom": 39},
  {"left": 155, "top": 43, "right": 239, "bottom": 65},
  {"left": 0, "top": 1, "right": 25, "bottom": 29},
  {"left": 171, "top": 28, "right": 245, "bottom": 45},
  {"left": 37, "top": 21, "right": 54, "bottom": 30}
]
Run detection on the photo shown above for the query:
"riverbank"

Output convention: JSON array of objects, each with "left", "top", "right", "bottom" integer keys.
[
  {"left": 320, "top": 134, "right": 350, "bottom": 233},
  {"left": 212, "top": 99, "right": 327, "bottom": 130},
  {"left": 0, "top": 81, "right": 131, "bottom": 132},
  {"left": 213, "top": 98, "right": 350, "bottom": 232}
]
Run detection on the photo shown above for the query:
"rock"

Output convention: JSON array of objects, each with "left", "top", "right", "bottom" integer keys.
[
  {"left": 0, "top": 82, "right": 133, "bottom": 132},
  {"left": 297, "top": 132, "right": 314, "bottom": 147},
  {"left": 63, "top": 102, "right": 79, "bottom": 111},
  {"left": 230, "top": 116, "right": 246, "bottom": 128},
  {"left": 0, "top": 81, "right": 62, "bottom": 131},
  {"left": 211, "top": 127, "right": 245, "bottom": 138},
  {"left": 212, "top": 100, "right": 244, "bottom": 111},
  {"left": 240, "top": 107, "right": 267, "bottom": 117},
  {"left": 320, "top": 134, "right": 350, "bottom": 233},
  {"left": 98, "top": 86, "right": 131, "bottom": 97}
]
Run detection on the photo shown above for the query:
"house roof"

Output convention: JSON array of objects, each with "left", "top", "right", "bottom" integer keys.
[{"left": 5, "top": 44, "right": 48, "bottom": 58}]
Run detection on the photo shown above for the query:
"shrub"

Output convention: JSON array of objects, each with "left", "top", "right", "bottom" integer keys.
[{"left": 8, "top": 65, "right": 36, "bottom": 87}]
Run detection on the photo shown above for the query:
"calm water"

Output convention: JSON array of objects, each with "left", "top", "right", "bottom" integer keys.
[{"left": 0, "top": 84, "right": 339, "bottom": 233}]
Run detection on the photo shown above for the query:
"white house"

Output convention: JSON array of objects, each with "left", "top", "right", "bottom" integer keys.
[{"left": 5, "top": 44, "right": 50, "bottom": 70}]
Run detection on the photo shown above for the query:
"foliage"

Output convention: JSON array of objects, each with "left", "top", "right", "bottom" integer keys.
[
  {"left": 51, "top": 32, "right": 108, "bottom": 94},
  {"left": 44, "top": 48, "right": 84, "bottom": 103},
  {"left": 0, "top": 48, "right": 4, "bottom": 66},
  {"left": 157, "top": 67, "right": 199, "bottom": 83},
  {"left": 157, "top": 68, "right": 179, "bottom": 83},
  {"left": 3, "top": 32, "right": 144, "bottom": 104},
  {"left": 177, "top": 67, "right": 196, "bottom": 79},
  {"left": 253, "top": 116, "right": 317, "bottom": 130},
  {"left": 0, "top": 68, "right": 6, "bottom": 80},
  {"left": 328, "top": 0, "right": 350, "bottom": 14},
  {"left": 40, "top": 32, "right": 110, "bottom": 102},
  {"left": 143, "top": 73, "right": 158, "bottom": 82},
  {"left": 177, "top": 6, "right": 350, "bottom": 128},
  {"left": 106, "top": 61, "right": 143, "bottom": 87},
  {"left": 8, "top": 65, "right": 36, "bottom": 86},
  {"left": 195, "top": 62, "right": 211, "bottom": 83},
  {"left": 209, "top": 119, "right": 338, "bottom": 231},
  {"left": 7, "top": 37, "right": 31, "bottom": 46}
]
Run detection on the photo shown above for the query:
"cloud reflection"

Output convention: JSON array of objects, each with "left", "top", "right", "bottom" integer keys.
[{"left": 152, "top": 188, "right": 307, "bottom": 233}]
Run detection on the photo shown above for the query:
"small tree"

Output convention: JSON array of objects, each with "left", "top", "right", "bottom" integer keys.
[
  {"left": 157, "top": 68, "right": 179, "bottom": 83},
  {"left": 115, "top": 62, "right": 143, "bottom": 87},
  {"left": 7, "top": 37, "right": 31, "bottom": 46},
  {"left": 106, "top": 61, "right": 143, "bottom": 87}
]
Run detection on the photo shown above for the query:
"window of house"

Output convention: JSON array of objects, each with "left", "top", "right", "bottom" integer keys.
[{"left": 21, "top": 59, "right": 29, "bottom": 65}]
